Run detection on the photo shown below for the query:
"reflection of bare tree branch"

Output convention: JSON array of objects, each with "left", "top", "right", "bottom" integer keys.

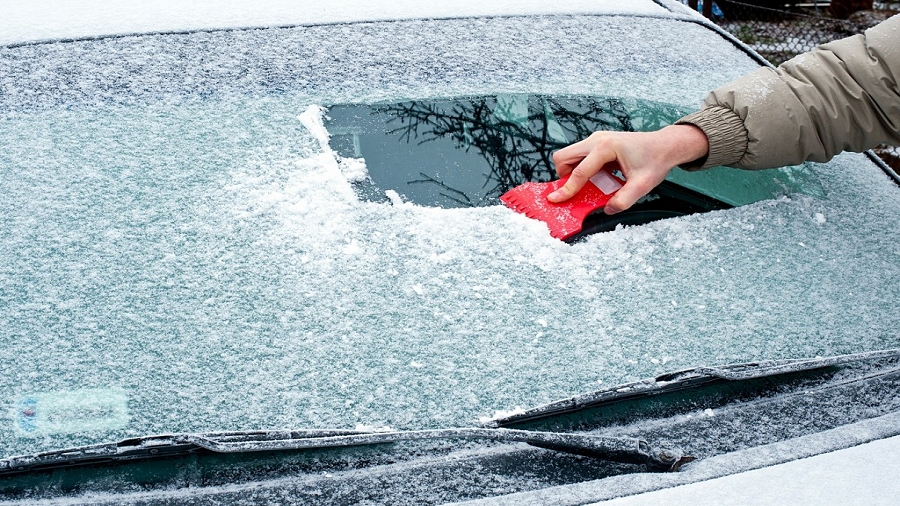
[
  {"left": 408, "top": 172, "right": 473, "bottom": 207},
  {"left": 377, "top": 96, "right": 680, "bottom": 206}
]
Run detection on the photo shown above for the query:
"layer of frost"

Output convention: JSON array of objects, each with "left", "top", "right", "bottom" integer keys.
[{"left": 1, "top": 15, "right": 898, "bottom": 461}]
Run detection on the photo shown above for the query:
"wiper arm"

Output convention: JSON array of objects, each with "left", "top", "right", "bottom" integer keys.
[
  {"left": 677, "top": 348, "right": 900, "bottom": 381},
  {"left": 487, "top": 348, "right": 900, "bottom": 427},
  {"left": 0, "top": 429, "right": 365, "bottom": 478},
  {"left": 0, "top": 427, "right": 691, "bottom": 477}
]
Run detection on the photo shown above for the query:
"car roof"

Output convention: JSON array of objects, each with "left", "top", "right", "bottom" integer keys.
[{"left": 1, "top": 0, "right": 700, "bottom": 47}]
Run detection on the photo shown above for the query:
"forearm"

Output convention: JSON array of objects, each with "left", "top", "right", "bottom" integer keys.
[{"left": 655, "top": 124, "right": 710, "bottom": 168}]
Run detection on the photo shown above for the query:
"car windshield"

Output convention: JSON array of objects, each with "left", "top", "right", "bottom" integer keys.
[{"left": 2, "top": 13, "right": 900, "bottom": 465}]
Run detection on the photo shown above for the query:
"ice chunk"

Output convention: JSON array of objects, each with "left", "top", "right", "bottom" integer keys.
[
  {"left": 337, "top": 157, "right": 368, "bottom": 182},
  {"left": 299, "top": 105, "right": 330, "bottom": 146}
]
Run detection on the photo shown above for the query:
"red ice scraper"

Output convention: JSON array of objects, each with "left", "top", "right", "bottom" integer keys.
[{"left": 500, "top": 167, "right": 625, "bottom": 241}]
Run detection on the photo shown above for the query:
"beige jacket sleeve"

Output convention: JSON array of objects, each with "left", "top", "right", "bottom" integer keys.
[{"left": 677, "top": 14, "right": 900, "bottom": 171}]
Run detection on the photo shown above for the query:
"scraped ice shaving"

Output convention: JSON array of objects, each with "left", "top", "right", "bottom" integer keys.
[
  {"left": 299, "top": 104, "right": 369, "bottom": 183},
  {"left": 385, "top": 189, "right": 407, "bottom": 206},
  {"left": 298, "top": 105, "right": 329, "bottom": 146},
  {"left": 337, "top": 157, "right": 368, "bottom": 182},
  {"left": 490, "top": 407, "right": 527, "bottom": 420}
]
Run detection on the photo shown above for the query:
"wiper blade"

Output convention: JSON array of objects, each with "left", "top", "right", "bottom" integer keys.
[
  {"left": 181, "top": 428, "right": 691, "bottom": 471},
  {"left": 12, "top": 351, "right": 889, "bottom": 479},
  {"left": 0, "top": 427, "right": 691, "bottom": 477},
  {"left": 673, "top": 348, "right": 900, "bottom": 381},
  {"left": 487, "top": 348, "right": 900, "bottom": 427},
  {"left": 0, "top": 429, "right": 364, "bottom": 478}
]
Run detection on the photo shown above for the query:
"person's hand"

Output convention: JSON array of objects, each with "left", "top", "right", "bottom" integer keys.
[{"left": 548, "top": 125, "right": 709, "bottom": 214}]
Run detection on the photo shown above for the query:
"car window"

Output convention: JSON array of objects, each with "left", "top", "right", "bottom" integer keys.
[{"left": 2, "top": 14, "right": 899, "bottom": 466}]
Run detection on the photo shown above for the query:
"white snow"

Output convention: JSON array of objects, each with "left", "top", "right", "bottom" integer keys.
[
  {"left": 298, "top": 105, "right": 330, "bottom": 145},
  {"left": 337, "top": 157, "right": 368, "bottom": 182},
  {"left": 385, "top": 189, "right": 407, "bottom": 206},
  {"left": 301, "top": 105, "right": 369, "bottom": 181},
  {"left": 354, "top": 423, "right": 392, "bottom": 432},
  {"left": 479, "top": 407, "right": 527, "bottom": 424}
]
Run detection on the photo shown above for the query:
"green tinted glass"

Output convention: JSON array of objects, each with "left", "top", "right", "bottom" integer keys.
[{"left": 326, "top": 95, "right": 824, "bottom": 209}]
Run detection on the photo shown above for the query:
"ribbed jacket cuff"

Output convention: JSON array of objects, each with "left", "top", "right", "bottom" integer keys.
[{"left": 675, "top": 106, "right": 749, "bottom": 171}]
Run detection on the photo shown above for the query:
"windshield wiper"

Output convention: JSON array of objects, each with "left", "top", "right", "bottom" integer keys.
[
  {"left": 486, "top": 348, "right": 900, "bottom": 427},
  {"left": 0, "top": 427, "right": 691, "bottom": 477},
  {"left": 6, "top": 349, "right": 896, "bottom": 479},
  {"left": 181, "top": 427, "right": 692, "bottom": 470}
]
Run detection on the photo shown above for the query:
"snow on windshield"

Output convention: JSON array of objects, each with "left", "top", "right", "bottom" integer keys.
[{"left": 1, "top": 15, "right": 899, "bottom": 460}]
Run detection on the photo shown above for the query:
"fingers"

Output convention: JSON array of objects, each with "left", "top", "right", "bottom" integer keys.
[
  {"left": 548, "top": 140, "right": 617, "bottom": 203},
  {"left": 603, "top": 180, "right": 646, "bottom": 215},
  {"left": 548, "top": 126, "right": 690, "bottom": 213},
  {"left": 603, "top": 171, "right": 667, "bottom": 215},
  {"left": 551, "top": 137, "right": 594, "bottom": 177}
]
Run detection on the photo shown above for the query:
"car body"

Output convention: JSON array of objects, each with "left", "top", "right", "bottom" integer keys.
[{"left": 1, "top": 1, "right": 899, "bottom": 503}]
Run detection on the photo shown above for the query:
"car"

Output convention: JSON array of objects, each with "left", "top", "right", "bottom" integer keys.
[{"left": 1, "top": 0, "right": 899, "bottom": 504}]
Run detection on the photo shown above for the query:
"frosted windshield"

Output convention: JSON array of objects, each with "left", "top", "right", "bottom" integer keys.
[{"left": 1, "top": 16, "right": 899, "bottom": 462}]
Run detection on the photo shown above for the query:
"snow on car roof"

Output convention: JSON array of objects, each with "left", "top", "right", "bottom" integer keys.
[{"left": 1, "top": 0, "right": 680, "bottom": 46}]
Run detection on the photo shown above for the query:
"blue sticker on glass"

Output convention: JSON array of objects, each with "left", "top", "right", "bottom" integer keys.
[{"left": 17, "top": 397, "right": 38, "bottom": 434}]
